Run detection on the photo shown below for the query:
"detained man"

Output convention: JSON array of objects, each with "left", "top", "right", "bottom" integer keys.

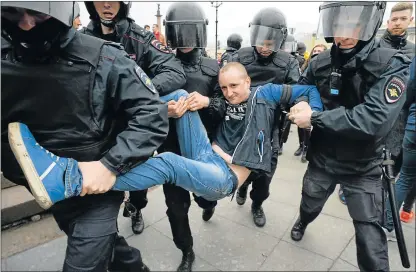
[{"left": 8, "top": 63, "right": 323, "bottom": 209}]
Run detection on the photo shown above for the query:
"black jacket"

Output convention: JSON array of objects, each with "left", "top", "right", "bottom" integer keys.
[
  {"left": 379, "top": 29, "right": 415, "bottom": 60},
  {"left": 300, "top": 39, "right": 411, "bottom": 175},
  {"left": 81, "top": 18, "right": 186, "bottom": 95},
  {"left": 1, "top": 29, "right": 169, "bottom": 185}
]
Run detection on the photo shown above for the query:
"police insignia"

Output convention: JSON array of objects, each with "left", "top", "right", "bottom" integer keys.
[
  {"left": 150, "top": 39, "right": 171, "bottom": 53},
  {"left": 135, "top": 65, "right": 157, "bottom": 94},
  {"left": 385, "top": 77, "right": 405, "bottom": 103}
]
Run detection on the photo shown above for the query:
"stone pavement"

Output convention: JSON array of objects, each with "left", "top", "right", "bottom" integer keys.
[{"left": 1, "top": 126, "right": 415, "bottom": 271}]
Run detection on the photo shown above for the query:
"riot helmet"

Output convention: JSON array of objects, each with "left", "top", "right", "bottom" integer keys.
[
  {"left": 297, "top": 42, "right": 306, "bottom": 55},
  {"left": 1, "top": 1, "right": 75, "bottom": 59},
  {"left": 282, "top": 35, "right": 297, "bottom": 54},
  {"left": 227, "top": 33, "right": 243, "bottom": 50},
  {"left": 85, "top": 1, "right": 131, "bottom": 28},
  {"left": 249, "top": 7, "right": 288, "bottom": 52},
  {"left": 317, "top": 1, "right": 386, "bottom": 44},
  {"left": 164, "top": 2, "right": 208, "bottom": 49}
]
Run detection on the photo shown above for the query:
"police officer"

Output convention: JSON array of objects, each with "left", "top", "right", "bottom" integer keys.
[
  {"left": 161, "top": 3, "right": 226, "bottom": 271},
  {"left": 82, "top": 1, "right": 186, "bottom": 235},
  {"left": 281, "top": 35, "right": 297, "bottom": 56},
  {"left": 296, "top": 41, "right": 307, "bottom": 67},
  {"left": 1, "top": 2, "right": 169, "bottom": 271},
  {"left": 288, "top": 2, "right": 410, "bottom": 271},
  {"left": 224, "top": 7, "right": 300, "bottom": 227},
  {"left": 221, "top": 33, "right": 243, "bottom": 65}
]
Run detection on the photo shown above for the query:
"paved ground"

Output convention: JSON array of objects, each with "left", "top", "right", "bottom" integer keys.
[{"left": 1, "top": 126, "right": 415, "bottom": 271}]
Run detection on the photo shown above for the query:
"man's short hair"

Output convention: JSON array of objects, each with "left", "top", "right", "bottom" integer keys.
[
  {"left": 220, "top": 62, "right": 248, "bottom": 79},
  {"left": 153, "top": 24, "right": 159, "bottom": 28},
  {"left": 144, "top": 24, "right": 150, "bottom": 28},
  {"left": 391, "top": 2, "right": 414, "bottom": 15}
]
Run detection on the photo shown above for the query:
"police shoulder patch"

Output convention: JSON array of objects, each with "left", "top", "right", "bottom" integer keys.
[
  {"left": 385, "top": 76, "right": 405, "bottom": 104},
  {"left": 150, "top": 39, "right": 171, "bottom": 54},
  {"left": 134, "top": 65, "right": 157, "bottom": 94}
]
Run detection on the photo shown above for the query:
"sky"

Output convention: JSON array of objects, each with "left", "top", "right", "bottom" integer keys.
[{"left": 78, "top": 1, "right": 413, "bottom": 49}]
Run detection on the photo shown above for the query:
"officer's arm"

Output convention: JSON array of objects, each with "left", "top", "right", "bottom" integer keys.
[
  {"left": 200, "top": 82, "right": 226, "bottom": 126},
  {"left": 145, "top": 40, "right": 186, "bottom": 95},
  {"left": 100, "top": 49, "right": 169, "bottom": 175},
  {"left": 311, "top": 56, "right": 410, "bottom": 140},
  {"left": 285, "top": 58, "right": 300, "bottom": 84},
  {"left": 260, "top": 84, "right": 323, "bottom": 112}
]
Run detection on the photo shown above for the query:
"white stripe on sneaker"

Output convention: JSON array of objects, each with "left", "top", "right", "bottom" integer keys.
[{"left": 40, "top": 162, "right": 56, "bottom": 181}]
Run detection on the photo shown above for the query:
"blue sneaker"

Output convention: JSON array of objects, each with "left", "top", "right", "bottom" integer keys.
[{"left": 8, "top": 122, "right": 68, "bottom": 209}]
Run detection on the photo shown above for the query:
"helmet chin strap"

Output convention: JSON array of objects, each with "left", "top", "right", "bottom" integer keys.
[{"left": 100, "top": 18, "right": 116, "bottom": 28}]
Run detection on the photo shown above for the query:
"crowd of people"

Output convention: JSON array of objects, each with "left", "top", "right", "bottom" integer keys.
[{"left": 1, "top": 1, "right": 415, "bottom": 272}]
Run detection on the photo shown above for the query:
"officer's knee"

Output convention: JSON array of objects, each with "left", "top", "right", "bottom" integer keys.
[{"left": 344, "top": 190, "right": 382, "bottom": 222}]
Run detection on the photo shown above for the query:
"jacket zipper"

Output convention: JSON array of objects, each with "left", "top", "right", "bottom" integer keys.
[{"left": 231, "top": 87, "right": 261, "bottom": 163}]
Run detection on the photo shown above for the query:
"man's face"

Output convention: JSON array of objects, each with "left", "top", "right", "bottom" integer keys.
[
  {"left": 255, "top": 39, "right": 275, "bottom": 57},
  {"left": 333, "top": 21, "right": 360, "bottom": 49},
  {"left": 73, "top": 16, "right": 82, "bottom": 30},
  {"left": 152, "top": 25, "right": 158, "bottom": 32},
  {"left": 93, "top": 1, "right": 120, "bottom": 21},
  {"left": 1, "top": 7, "right": 51, "bottom": 31},
  {"left": 219, "top": 69, "right": 251, "bottom": 105},
  {"left": 387, "top": 9, "right": 414, "bottom": 36},
  {"left": 145, "top": 26, "right": 150, "bottom": 31}
]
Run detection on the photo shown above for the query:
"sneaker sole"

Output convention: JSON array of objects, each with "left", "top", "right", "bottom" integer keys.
[{"left": 8, "top": 123, "right": 53, "bottom": 210}]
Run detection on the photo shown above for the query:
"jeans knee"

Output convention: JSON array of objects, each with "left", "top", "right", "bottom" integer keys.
[{"left": 172, "top": 89, "right": 189, "bottom": 101}]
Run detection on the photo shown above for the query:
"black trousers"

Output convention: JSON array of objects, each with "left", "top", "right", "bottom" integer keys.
[
  {"left": 402, "top": 183, "right": 416, "bottom": 212},
  {"left": 163, "top": 183, "right": 217, "bottom": 251},
  {"left": 298, "top": 165, "right": 389, "bottom": 272},
  {"left": 50, "top": 191, "right": 144, "bottom": 272},
  {"left": 297, "top": 127, "right": 311, "bottom": 147},
  {"left": 129, "top": 189, "right": 149, "bottom": 211},
  {"left": 241, "top": 152, "right": 278, "bottom": 206}
]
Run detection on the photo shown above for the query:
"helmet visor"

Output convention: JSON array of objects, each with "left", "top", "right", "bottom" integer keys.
[
  {"left": 317, "top": 2, "right": 382, "bottom": 42},
  {"left": 282, "top": 41, "right": 297, "bottom": 53},
  {"left": 250, "top": 25, "right": 285, "bottom": 52},
  {"left": 165, "top": 22, "right": 207, "bottom": 48}
]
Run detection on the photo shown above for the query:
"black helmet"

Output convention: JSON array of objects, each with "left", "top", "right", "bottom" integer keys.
[
  {"left": 85, "top": 1, "right": 131, "bottom": 28},
  {"left": 297, "top": 42, "right": 306, "bottom": 55},
  {"left": 249, "top": 7, "right": 288, "bottom": 52},
  {"left": 317, "top": 1, "right": 386, "bottom": 43},
  {"left": 282, "top": 35, "right": 297, "bottom": 54},
  {"left": 1, "top": 1, "right": 74, "bottom": 59},
  {"left": 164, "top": 2, "right": 208, "bottom": 49},
  {"left": 227, "top": 33, "right": 243, "bottom": 50}
]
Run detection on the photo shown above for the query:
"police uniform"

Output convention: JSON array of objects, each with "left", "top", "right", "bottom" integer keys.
[
  {"left": 81, "top": 4, "right": 186, "bottom": 234},
  {"left": 1, "top": 4, "right": 167, "bottom": 270},
  {"left": 291, "top": 2, "right": 411, "bottom": 271}
]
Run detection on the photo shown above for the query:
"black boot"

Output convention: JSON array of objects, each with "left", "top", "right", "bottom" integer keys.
[
  {"left": 202, "top": 207, "right": 215, "bottom": 222},
  {"left": 301, "top": 146, "right": 308, "bottom": 163},
  {"left": 294, "top": 143, "right": 303, "bottom": 156},
  {"left": 177, "top": 248, "right": 195, "bottom": 272},
  {"left": 291, "top": 217, "right": 308, "bottom": 241},
  {"left": 251, "top": 202, "right": 266, "bottom": 227},
  {"left": 236, "top": 183, "right": 249, "bottom": 205},
  {"left": 278, "top": 146, "right": 283, "bottom": 156},
  {"left": 132, "top": 210, "right": 145, "bottom": 235}
]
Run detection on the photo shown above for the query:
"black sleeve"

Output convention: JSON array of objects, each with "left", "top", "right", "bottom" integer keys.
[
  {"left": 144, "top": 38, "right": 186, "bottom": 95},
  {"left": 311, "top": 55, "right": 411, "bottom": 140},
  {"left": 100, "top": 48, "right": 169, "bottom": 174},
  {"left": 297, "top": 59, "right": 315, "bottom": 85},
  {"left": 285, "top": 57, "right": 301, "bottom": 84},
  {"left": 200, "top": 82, "right": 226, "bottom": 127}
]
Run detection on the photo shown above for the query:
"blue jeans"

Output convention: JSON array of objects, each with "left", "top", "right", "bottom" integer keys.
[
  {"left": 385, "top": 130, "right": 416, "bottom": 231},
  {"left": 67, "top": 90, "right": 237, "bottom": 201}
]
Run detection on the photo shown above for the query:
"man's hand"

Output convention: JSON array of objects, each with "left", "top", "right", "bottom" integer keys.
[
  {"left": 187, "top": 92, "right": 210, "bottom": 111},
  {"left": 78, "top": 161, "right": 116, "bottom": 196},
  {"left": 288, "top": 101, "right": 313, "bottom": 128},
  {"left": 168, "top": 97, "right": 189, "bottom": 118}
]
